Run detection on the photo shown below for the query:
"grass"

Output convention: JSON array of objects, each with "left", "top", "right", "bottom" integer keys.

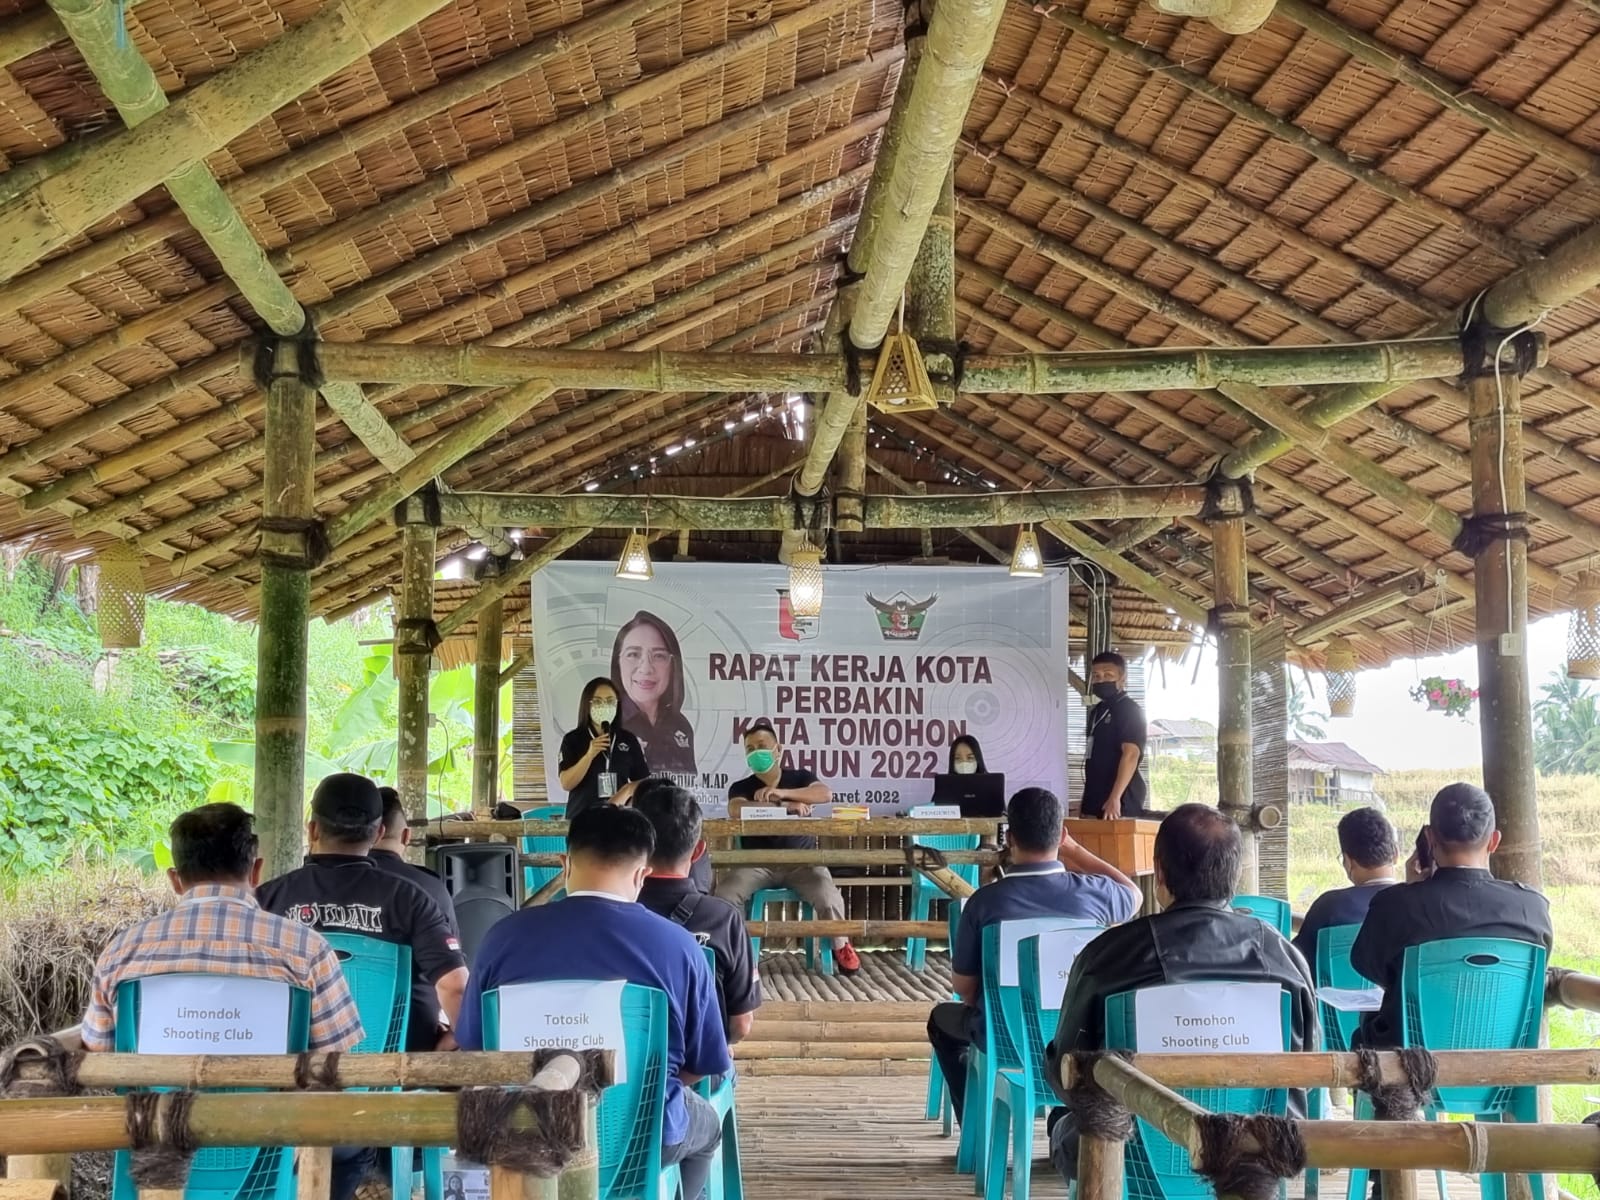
[{"left": 1288, "top": 768, "right": 1600, "bottom": 1198}]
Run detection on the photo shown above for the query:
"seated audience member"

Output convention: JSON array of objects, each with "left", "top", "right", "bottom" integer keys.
[
  {"left": 634, "top": 781, "right": 762, "bottom": 1043},
  {"left": 716, "top": 718, "right": 861, "bottom": 975},
  {"left": 457, "top": 806, "right": 729, "bottom": 1200},
  {"left": 1044, "top": 803, "right": 1319, "bottom": 1180},
  {"left": 373, "top": 785, "right": 460, "bottom": 938},
  {"left": 258, "top": 773, "right": 468, "bottom": 1052},
  {"left": 927, "top": 787, "right": 1142, "bottom": 1124},
  {"left": 1351, "top": 782, "right": 1552, "bottom": 1049},
  {"left": 634, "top": 775, "right": 713, "bottom": 894},
  {"left": 1291, "top": 806, "right": 1399, "bottom": 963},
  {"left": 82, "top": 804, "right": 367, "bottom": 1200}
]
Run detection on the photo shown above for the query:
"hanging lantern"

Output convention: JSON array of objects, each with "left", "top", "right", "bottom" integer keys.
[
  {"left": 788, "top": 538, "right": 824, "bottom": 618},
  {"left": 1009, "top": 526, "right": 1043, "bottom": 578},
  {"left": 96, "top": 541, "right": 146, "bottom": 649},
  {"left": 1568, "top": 573, "right": 1600, "bottom": 680},
  {"left": 1325, "top": 636, "right": 1357, "bottom": 718},
  {"left": 614, "top": 529, "right": 653, "bottom": 581},
  {"left": 865, "top": 329, "right": 938, "bottom": 413}
]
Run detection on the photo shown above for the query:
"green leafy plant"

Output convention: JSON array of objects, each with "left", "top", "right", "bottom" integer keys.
[{"left": 1408, "top": 676, "right": 1478, "bottom": 719}]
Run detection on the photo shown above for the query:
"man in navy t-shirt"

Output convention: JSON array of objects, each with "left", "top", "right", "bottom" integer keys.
[
  {"left": 927, "top": 786, "right": 1141, "bottom": 1124},
  {"left": 457, "top": 806, "right": 729, "bottom": 1200},
  {"left": 1291, "top": 806, "right": 1398, "bottom": 963}
]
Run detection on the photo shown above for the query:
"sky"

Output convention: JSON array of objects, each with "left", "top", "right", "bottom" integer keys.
[{"left": 1141, "top": 614, "right": 1570, "bottom": 772}]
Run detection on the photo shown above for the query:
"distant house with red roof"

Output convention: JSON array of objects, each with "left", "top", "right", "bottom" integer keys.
[{"left": 1288, "top": 740, "right": 1385, "bottom": 807}]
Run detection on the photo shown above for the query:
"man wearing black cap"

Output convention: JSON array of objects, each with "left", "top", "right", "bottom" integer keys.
[{"left": 257, "top": 773, "right": 469, "bottom": 1051}]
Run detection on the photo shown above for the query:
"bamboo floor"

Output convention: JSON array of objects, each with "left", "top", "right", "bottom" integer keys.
[{"left": 756, "top": 948, "right": 952, "bottom": 1003}]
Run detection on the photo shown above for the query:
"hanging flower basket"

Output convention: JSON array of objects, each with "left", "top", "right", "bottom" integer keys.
[{"left": 1409, "top": 676, "right": 1477, "bottom": 719}]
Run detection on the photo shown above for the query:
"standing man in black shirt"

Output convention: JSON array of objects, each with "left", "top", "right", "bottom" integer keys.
[
  {"left": 258, "top": 773, "right": 469, "bottom": 1051},
  {"left": 372, "top": 786, "right": 460, "bottom": 939},
  {"left": 713, "top": 719, "right": 860, "bottom": 976},
  {"left": 634, "top": 782, "right": 762, "bottom": 1043},
  {"left": 1081, "top": 651, "right": 1148, "bottom": 819},
  {"left": 1351, "top": 782, "right": 1552, "bottom": 1048}
]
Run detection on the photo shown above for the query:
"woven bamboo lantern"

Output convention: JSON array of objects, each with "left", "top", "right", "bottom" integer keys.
[
  {"left": 865, "top": 330, "right": 938, "bottom": 413},
  {"left": 614, "top": 529, "right": 653, "bottom": 581},
  {"left": 96, "top": 542, "right": 146, "bottom": 649},
  {"left": 1568, "top": 573, "right": 1600, "bottom": 680},
  {"left": 1325, "top": 636, "right": 1357, "bottom": 718},
  {"left": 788, "top": 538, "right": 824, "bottom": 618}
]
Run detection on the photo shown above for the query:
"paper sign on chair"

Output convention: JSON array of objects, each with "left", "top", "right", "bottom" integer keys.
[
  {"left": 497, "top": 979, "right": 630, "bottom": 1082},
  {"left": 1133, "top": 982, "right": 1281, "bottom": 1053},
  {"left": 1033, "top": 928, "right": 1102, "bottom": 1008},
  {"left": 137, "top": 975, "right": 291, "bottom": 1054}
]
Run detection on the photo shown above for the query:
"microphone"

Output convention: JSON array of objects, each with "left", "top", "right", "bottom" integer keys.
[{"left": 599, "top": 720, "right": 611, "bottom": 734}]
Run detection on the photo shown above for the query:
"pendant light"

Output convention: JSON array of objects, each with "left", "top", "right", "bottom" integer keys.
[
  {"left": 788, "top": 538, "right": 824, "bottom": 618},
  {"left": 615, "top": 529, "right": 654, "bottom": 582},
  {"left": 1009, "top": 526, "right": 1044, "bottom": 578}
]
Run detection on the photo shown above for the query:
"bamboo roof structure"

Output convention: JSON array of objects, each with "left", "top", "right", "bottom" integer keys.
[{"left": 2, "top": 0, "right": 1600, "bottom": 667}]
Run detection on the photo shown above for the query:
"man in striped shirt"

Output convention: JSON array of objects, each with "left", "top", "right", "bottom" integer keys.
[{"left": 82, "top": 802, "right": 363, "bottom": 1053}]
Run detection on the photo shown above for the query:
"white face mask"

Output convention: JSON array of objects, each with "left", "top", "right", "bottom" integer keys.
[
  {"left": 592, "top": 703, "right": 618, "bottom": 726},
  {"left": 954, "top": 760, "right": 978, "bottom": 775}
]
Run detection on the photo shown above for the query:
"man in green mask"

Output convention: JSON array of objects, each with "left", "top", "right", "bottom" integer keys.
[{"left": 714, "top": 719, "right": 859, "bottom": 976}]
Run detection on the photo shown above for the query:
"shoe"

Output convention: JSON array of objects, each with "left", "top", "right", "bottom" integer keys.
[{"left": 835, "top": 941, "right": 862, "bottom": 976}]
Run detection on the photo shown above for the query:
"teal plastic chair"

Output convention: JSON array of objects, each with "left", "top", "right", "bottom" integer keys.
[
  {"left": 1313, "top": 924, "right": 1372, "bottom": 1054},
  {"left": 111, "top": 976, "right": 310, "bottom": 1200},
  {"left": 746, "top": 886, "right": 833, "bottom": 976},
  {"left": 485, "top": 981, "right": 681, "bottom": 1200},
  {"left": 695, "top": 947, "right": 744, "bottom": 1200},
  {"left": 957, "top": 918, "right": 1101, "bottom": 1191},
  {"left": 925, "top": 900, "right": 965, "bottom": 1136},
  {"left": 520, "top": 805, "right": 568, "bottom": 899},
  {"left": 985, "top": 928, "right": 1102, "bottom": 1200},
  {"left": 323, "top": 934, "right": 444, "bottom": 1200},
  {"left": 1345, "top": 938, "right": 1547, "bottom": 1200},
  {"left": 905, "top": 833, "right": 981, "bottom": 970},
  {"left": 1231, "top": 894, "right": 1293, "bottom": 937},
  {"left": 1105, "top": 985, "right": 1292, "bottom": 1200}
]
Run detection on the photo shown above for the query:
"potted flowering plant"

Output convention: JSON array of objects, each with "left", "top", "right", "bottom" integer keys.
[{"left": 1409, "top": 676, "right": 1478, "bottom": 718}]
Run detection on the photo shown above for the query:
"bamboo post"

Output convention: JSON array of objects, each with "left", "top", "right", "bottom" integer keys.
[
  {"left": 490, "top": 1164, "right": 556, "bottom": 1200},
  {"left": 254, "top": 338, "right": 316, "bottom": 879},
  {"left": 1078, "top": 1134, "right": 1127, "bottom": 1200},
  {"left": 1209, "top": 484, "right": 1258, "bottom": 892},
  {"left": 472, "top": 557, "right": 505, "bottom": 815},
  {"left": 396, "top": 507, "right": 438, "bottom": 823},
  {"left": 905, "top": 166, "right": 957, "bottom": 405},
  {"left": 2, "top": 1160, "right": 69, "bottom": 1200},
  {"left": 557, "top": 1101, "right": 599, "bottom": 1200},
  {"left": 0, "top": 1183, "right": 64, "bottom": 1200},
  {"left": 296, "top": 1148, "right": 332, "bottom": 1200},
  {"left": 1468, "top": 351, "right": 1543, "bottom": 888}
]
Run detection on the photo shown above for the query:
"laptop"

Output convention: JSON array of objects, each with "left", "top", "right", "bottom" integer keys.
[{"left": 929, "top": 772, "right": 1006, "bottom": 818}]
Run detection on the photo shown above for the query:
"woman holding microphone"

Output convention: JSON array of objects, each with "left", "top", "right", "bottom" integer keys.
[{"left": 557, "top": 677, "right": 650, "bottom": 817}]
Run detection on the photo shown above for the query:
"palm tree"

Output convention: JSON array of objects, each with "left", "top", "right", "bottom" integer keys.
[
  {"left": 1534, "top": 671, "right": 1600, "bottom": 775},
  {"left": 1287, "top": 682, "right": 1328, "bottom": 742}
]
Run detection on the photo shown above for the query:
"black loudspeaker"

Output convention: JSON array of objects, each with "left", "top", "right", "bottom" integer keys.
[{"left": 434, "top": 843, "right": 521, "bottom": 964}]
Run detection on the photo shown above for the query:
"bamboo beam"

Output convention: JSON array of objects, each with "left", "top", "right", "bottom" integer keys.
[
  {"left": 1294, "top": 574, "right": 1425, "bottom": 645},
  {"left": 867, "top": 461, "right": 1009, "bottom": 562},
  {"left": 435, "top": 816, "right": 999, "bottom": 838},
  {"left": 0, "top": 0, "right": 460, "bottom": 279},
  {"left": 471, "top": 556, "right": 504, "bottom": 814},
  {"left": 434, "top": 529, "right": 588, "bottom": 641},
  {"left": 743, "top": 920, "right": 945, "bottom": 939},
  {"left": 520, "top": 849, "right": 997, "bottom": 867},
  {"left": 395, "top": 513, "right": 436, "bottom": 823},
  {"left": 500, "top": 648, "right": 533, "bottom": 688},
  {"left": 434, "top": 485, "right": 1210, "bottom": 532},
  {"left": 1058, "top": 1049, "right": 1600, "bottom": 1090}
]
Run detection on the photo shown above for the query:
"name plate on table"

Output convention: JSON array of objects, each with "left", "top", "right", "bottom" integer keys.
[
  {"left": 137, "top": 975, "right": 290, "bottom": 1053},
  {"left": 910, "top": 805, "right": 963, "bottom": 819},
  {"left": 740, "top": 806, "right": 792, "bottom": 820},
  {"left": 1033, "top": 927, "right": 1102, "bottom": 1007},
  {"left": 498, "top": 979, "right": 629, "bottom": 1082},
  {"left": 1133, "top": 982, "right": 1281, "bottom": 1053}
]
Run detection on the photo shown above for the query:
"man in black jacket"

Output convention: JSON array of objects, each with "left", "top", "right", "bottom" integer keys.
[
  {"left": 1044, "top": 804, "right": 1318, "bottom": 1181},
  {"left": 1351, "top": 782, "right": 1552, "bottom": 1048}
]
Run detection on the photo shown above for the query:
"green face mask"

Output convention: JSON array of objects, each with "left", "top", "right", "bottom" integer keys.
[{"left": 746, "top": 748, "right": 777, "bottom": 773}]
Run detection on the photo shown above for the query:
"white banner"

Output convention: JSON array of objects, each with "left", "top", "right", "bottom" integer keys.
[{"left": 529, "top": 562, "right": 1070, "bottom": 816}]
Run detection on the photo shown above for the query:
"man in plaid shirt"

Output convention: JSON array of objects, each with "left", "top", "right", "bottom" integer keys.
[{"left": 82, "top": 802, "right": 363, "bottom": 1053}]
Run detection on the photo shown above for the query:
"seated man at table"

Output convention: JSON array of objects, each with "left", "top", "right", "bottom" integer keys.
[
  {"left": 714, "top": 718, "right": 860, "bottom": 976},
  {"left": 634, "top": 781, "right": 762, "bottom": 1044},
  {"left": 926, "top": 786, "right": 1141, "bottom": 1125},
  {"left": 1291, "top": 805, "right": 1399, "bottom": 963},
  {"left": 1044, "top": 803, "right": 1319, "bottom": 1181},
  {"left": 457, "top": 806, "right": 729, "bottom": 1200},
  {"left": 1351, "top": 782, "right": 1552, "bottom": 1049}
]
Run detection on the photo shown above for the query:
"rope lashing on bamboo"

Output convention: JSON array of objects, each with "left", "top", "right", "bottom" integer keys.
[
  {"left": 0, "top": 1036, "right": 82, "bottom": 1098},
  {"left": 256, "top": 516, "right": 331, "bottom": 571},
  {"left": 1548, "top": 966, "right": 1578, "bottom": 1006},
  {"left": 1199, "top": 473, "right": 1256, "bottom": 521},
  {"left": 917, "top": 336, "right": 968, "bottom": 391},
  {"left": 1066, "top": 1051, "right": 1136, "bottom": 1143},
  {"left": 250, "top": 328, "right": 325, "bottom": 393},
  {"left": 396, "top": 617, "right": 444, "bottom": 653},
  {"left": 1456, "top": 315, "right": 1543, "bottom": 383},
  {"left": 291, "top": 1051, "right": 344, "bottom": 1090},
  {"left": 1452, "top": 512, "right": 1531, "bottom": 558},
  {"left": 126, "top": 1090, "right": 199, "bottom": 1191},
  {"left": 1355, "top": 1046, "right": 1439, "bottom": 1120},
  {"left": 554, "top": 1048, "right": 614, "bottom": 1097},
  {"left": 1194, "top": 1113, "right": 1307, "bottom": 1200},
  {"left": 455, "top": 1088, "right": 588, "bottom": 1177}
]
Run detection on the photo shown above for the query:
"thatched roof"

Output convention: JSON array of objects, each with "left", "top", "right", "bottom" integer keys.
[{"left": 1, "top": 0, "right": 1599, "bottom": 668}]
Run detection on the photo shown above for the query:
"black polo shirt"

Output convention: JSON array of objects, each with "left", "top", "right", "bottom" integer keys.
[
  {"left": 638, "top": 874, "right": 761, "bottom": 1030},
  {"left": 1082, "top": 692, "right": 1147, "bottom": 816},
  {"left": 558, "top": 725, "right": 650, "bottom": 818},
  {"left": 257, "top": 854, "right": 466, "bottom": 1051},
  {"left": 625, "top": 704, "right": 697, "bottom": 776},
  {"left": 730, "top": 767, "right": 820, "bottom": 850},
  {"left": 369, "top": 848, "right": 461, "bottom": 939}
]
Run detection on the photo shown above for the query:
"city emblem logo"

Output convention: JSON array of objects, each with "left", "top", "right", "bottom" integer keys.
[
  {"left": 776, "top": 588, "right": 819, "bottom": 642},
  {"left": 866, "top": 591, "right": 937, "bottom": 641}
]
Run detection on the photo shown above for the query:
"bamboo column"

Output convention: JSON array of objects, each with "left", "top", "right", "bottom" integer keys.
[
  {"left": 1468, "top": 355, "right": 1543, "bottom": 888},
  {"left": 396, "top": 504, "right": 438, "bottom": 823},
  {"left": 254, "top": 339, "right": 317, "bottom": 879},
  {"left": 1078, "top": 1134, "right": 1126, "bottom": 1200},
  {"left": 1209, "top": 483, "right": 1257, "bottom": 892},
  {"left": 472, "top": 556, "right": 505, "bottom": 815},
  {"left": 905, "top": 167, "right": 957, "bottom": 404}
]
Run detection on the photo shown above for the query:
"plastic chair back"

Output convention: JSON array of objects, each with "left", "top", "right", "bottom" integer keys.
[
  {"left": 485, "top": 981, "right": 669, "bottom": 1200},
  {"left": 912, "top": 833, "right": 982, "bottom": 889},
  {"left": 1231, "top": 894, "right": 1293, "bottom": 936},
  {"left": 519, "top": 805, "right": 568, "bottom": 898},
  {"left": 111, "top": 976, "right": 310, "bottom": 1200},
  {"left": 1313, "top": 924, "right": 1370, "bottom": 1052},
  {"left": 1016, "top": 929, "right": 1100, "bottom": 1083},
  {"left": 322, "top": 934, "right": 412, "bottom": 1053},
  {"left": 1106, "top": 985, "right": 1291, "bottom": 1200},
  {"left": 979, "top": 919, "right": 1100, "bottom": 1075},
  {"left": 1401, "top": 937, "right": 1546, "bottom": 1114}
]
